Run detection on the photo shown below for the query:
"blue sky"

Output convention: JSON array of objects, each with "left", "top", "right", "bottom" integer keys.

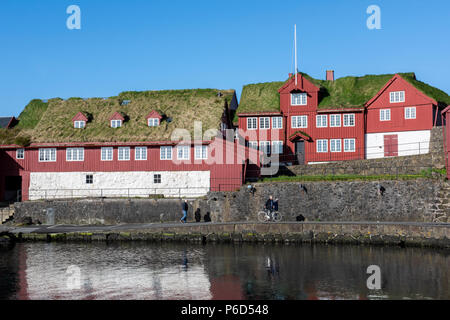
[{"left": 1, "top": 0, "right": 449, "bottom": 117}]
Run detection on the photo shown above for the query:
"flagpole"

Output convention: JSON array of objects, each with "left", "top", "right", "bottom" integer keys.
[{"left": 294, "top": 24, "right": 298, "bottom": 86}]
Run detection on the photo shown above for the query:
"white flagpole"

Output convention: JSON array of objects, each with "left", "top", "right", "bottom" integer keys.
[{"left": 294, "top": 24, "right": 298, "bottom": 86}]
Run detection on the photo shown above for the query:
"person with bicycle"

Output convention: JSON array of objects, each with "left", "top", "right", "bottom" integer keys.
[{"left": 265, "top": 195, "right": 276, "bottom": 221}]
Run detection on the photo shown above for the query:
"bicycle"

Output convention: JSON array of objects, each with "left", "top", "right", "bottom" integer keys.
[{"left": 257, "top": 209, "right": 283, "bottom": 222}]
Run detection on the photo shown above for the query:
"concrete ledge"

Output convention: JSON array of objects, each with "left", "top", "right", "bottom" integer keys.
[{"left": 11, "top": 222, "right": 450, "bottom": 249}]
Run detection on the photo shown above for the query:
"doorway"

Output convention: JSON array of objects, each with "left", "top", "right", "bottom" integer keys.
[
  {"left": 4, "top": 176, "right": 22, "bottom": 202},
  {"left": 295, "top": 140, "right": 305, "bottom": 165},
  {"left": 384, "top": 134, "right": 398, "bottom": 157}
]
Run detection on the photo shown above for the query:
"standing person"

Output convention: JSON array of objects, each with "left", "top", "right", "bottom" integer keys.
[
  {"left": 265, "top": 195, "right": 275, "bottom": 221},
  {"left": 273, "top": 198, "right": 279, "bottom": 220},
  {"left": 181, "top": 199, "right": 188, "bottom": 223},
  {"left": 194, "top": 208, "right": 201, "bottom": 223}
]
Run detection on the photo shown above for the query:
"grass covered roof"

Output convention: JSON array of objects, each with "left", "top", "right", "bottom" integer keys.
[
  {"left": 238, "top": 72, "right": 450, "bottom": 116},
  {"left": 1, "top": 89, "right": 235, "bottom": 145}
]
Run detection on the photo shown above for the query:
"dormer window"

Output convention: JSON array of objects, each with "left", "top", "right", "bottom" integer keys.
[
  {"left": 74, "top": 121, "right": 86, "bottom": 129},
  {"left": 390, "top": 91, "right": 405, "bottom": 103},
  {"left": 148, "top": 118, "right": 159, "bottom": 127},
  {"left": 111, "top": 120, "right": 122, "bottom": 128},
  {"left": 291, "top": 93, "right": 307, "bottom": 106}
]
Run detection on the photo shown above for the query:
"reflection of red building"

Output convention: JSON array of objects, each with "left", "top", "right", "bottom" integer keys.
[{"left": 210, "top": 275, "right": 245, "bottom": 300}]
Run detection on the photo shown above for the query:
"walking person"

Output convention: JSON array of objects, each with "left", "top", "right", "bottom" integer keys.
[{"left": 181, "top": 199, "right": 188, "bottom": 223}]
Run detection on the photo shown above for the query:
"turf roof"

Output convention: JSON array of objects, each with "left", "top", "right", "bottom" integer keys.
[
  {"left": 238, "top": 72, "right": 450, "bottom": 115},
  {"left": 1, "top": 89, "right": 235, "bottom": 145}
]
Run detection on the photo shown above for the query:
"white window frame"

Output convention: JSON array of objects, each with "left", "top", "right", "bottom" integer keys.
[
  {"left": 66, "top": 148, "right": 85, "bottom": 162},
  {"left": 343, "top": 114, "right": 355, "bottom": 127},
  {"left": 118, "top": 147, "right": 130, "bottom": 161},
  {"left": 344, "top": 139, "right": 356, "bottom": 152},
  {"left": 259, "top": 117, "right": 270, "bottom": 130},
  {"left": 291, "top": 93, "right": 307, "bottom": 106},
  {"left": 101, "top": 147, "right": 113, "bottom": 161},
  {"left": 177, "top": 145, "right": 190, "bottom": 160},
  {"left": 390, "top": 91, "right": 405, "bottom": 103},
  {"left": 135, "top": 147, "right": 147, "bottom": 161},
  {"left": 330, "top": 139, "right": 342, "bottom": 153},
  {"left": 248, "top": 141, "right": 258, "bottom": 150},
  {"left": 271, "top": 141, "right": 283, "bottom": 154},
  {"left": 272, "top": 117, "right": 283, "bottom": 129},
  {"left": 160, "top": 146, "right": 173, "bottom": 160},
  {"left": 16, "top": 148, "right": 25, "bottom": 160},
  {"left": 148, "top": 118, "right": 159, "bottom": 127},
  {"left": 38, "top": 148, "right": 57, "bottom": 162},
  {"left": 195, "top": 145, "right": 208, "bottom": 160},
  {"left": 259, "top": 141, "right": 271, "bottom": 155},
  {"left": 316, "top": 115, "right": 328, "bottom": 128},
  {"left": 74, "top": 121, "right": 86, "bottom": 129},
  {"left": 291, "top": 115, "right": 308, "bottom": 129},
  {"left": 380, "top": 109, "right": 391, "bottom": 121},
  {"left": 330, "top": 114, "right": 341, "bottom": 127},
  {"left": 247, "top": 117, "right": 257, "bottom": 130},
  {"left": 316, "top": 140, "right": 328, "bottom": 153},
  {"left": 405, "top": 107, "right": 416, "bottom": 119},
  {"left": 111, "top": 120, "right": 122, "bottom": 128}
]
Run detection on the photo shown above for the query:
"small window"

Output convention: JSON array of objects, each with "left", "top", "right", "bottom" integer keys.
[
  {"left": 39, "top": 148, "right": 57, "bottom": 162},
  {"left": 135, "top": 147, "right": 147, "bottom": 160},
  {"left": 330, "top": 114, "right": 341, "bottom": 127},
  {"left": 195, "top": 145, "right": 208, "bottom": 160},
  {"left": 66, "top": 148, "right": 85, "bottom": 162},
  {"left": 248, "top": 141, "right": 258, "bottom": 150},
  {"left": 160, "top": 146, "right": 172, "bottom": 160},
  {"left": 344, "top": 139, "right": 356, "bottom": 152},
  {"left": 259, "top": 117, "right": 270, "bottom": 130},
  {"left": 272, "top": 117, "right": 283, "bottom": 129},
  {"left": 101, "top": 147, "right": 113, "bottom": 161},
  {"left": 330, "top": 139, "right": 342, "bottom": 152},
  {"left": 148, "top": 118, "right": 159, "bottom": 127},
  {"left": 343, "top": 114, "right": 355, "bottom": 127},
  {"left": 121, "top": 100, "right": 131, "bottom": 106},
  {"left": 118, "top": 147, "right": 130, "bottom": 161},
  {"left": 259, "top": 141, "right": 271, "bottom": 155},
  {"left": 316, "top": 115, "right": 327, "bottom": 128},
  {"left": 247, "top": 117, "right": 257, "bottom": 130},
  {"left": 405, "top": 107, "right": 416, "bottom": 119},
  {"left": 291, "top": 115, "right": 308, "bottom": 128},
  {"left": 16, "top": 149, "right": 25, "bottom": 160},
  {"left": 74, "top": 121, "right": 86, "bottom": 129},
  {"left": 316, "top": 140, "right": 328, "bottom": 153},
  {"left": 390, "top": 91, "right": 405, "bottom": 103},
  {"left": 177, "top": 145, "right": 190, "bottom": 160},
  {"left": 380, "top": 109, "right": 391, "bottom": 121},
  {"left": 271, "top": 141, "right": 283, "bottom": 154},
  {"left": 86, "top": 175, "right": 93, "bottom": 184},
  {"left": 291, "top": 93, "right": 307, "bottom": 106},
  {"left": 154, "top": 174, "right": 161, "bottom": 184},
  {"left": 111, "top": 120, "right": 122, "bottom": 128}
]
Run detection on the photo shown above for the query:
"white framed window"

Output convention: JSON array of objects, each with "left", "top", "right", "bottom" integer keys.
[
  {"left": 111, "top": 120, "right": 122, "bottom": 128},
  {"left": 195, "top": 145, "right": 208, "bottom": 160},
  {"left": 291, "top": 93, "right": 307, "bottom": 106},
  {"left": 380, "top": 109, "right": 391, "bottom": 121},
  {"left": 271, "top": 141, "right": 283, "bottom": 154},
  {"left": 316, "top": 115, "right": 328, "bottom": 128},
  {"left": 148, "top": 118, "right": 159, "bottom": 127},
  {"left": 272, "top": 117, "right": 283, "bottom": 129},
  {"left": 135, "top": 147, "right": 147, "bottom": 160},
  {"left": 259, "top": 141, "right": 271, "bottom": 154},
  {"left": 247, "top": 117, "right": 257, "bottom": 130},
  {"left": 74, "top": 121, "right": 86, "bottom": 129},
  {"left": 390, "top": 91, "right": 405, "bottom": 103},
  {"left": 160, "top": 146, "right": 172, "bottom": 160},
  {"left": 330, "top": 114, "right": 341, "bottom": 127},
  {"left": 177, "top": 145, "right": 190, "bottom": 160},
  {"left": 16, "top": 148, "right": 24, "bottom": 160},
  {"left": 316, "top": 140, "right": 328, "bottom": 153},
  {"left": 405, "top": 107, "right": 416, "bottom": 119},
  {"left": 330, "top": 139, "right": 342, "bottom": 152},
  {"left": 343, "top": 114, "right": 355, "bottom": 127},
  {"left": 344, "top": 139, "right": 356, "bottom": 152},
  {"left": 118, "top": 147, "right": 130, "bottom": 161},
  {"left": 259, "top": 117, "right": 270, "bottom": 130},
  {"left": 66, "top": 148, "right": 84, "bottom": 162},
  {"left": 291, "top": 115, "right": 308, "bottom": 128},
  {"left": 39, "top": 148, "right": 57, "bottom": 162},
  {"left": 101, "top": 147, "right": 113, "bottom": 161},
  {"left": 248, "top": 141, "right": 258, "bottom": 150}
]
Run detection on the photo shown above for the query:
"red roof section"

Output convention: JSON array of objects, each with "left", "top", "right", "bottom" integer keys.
[
  {"left": 72, "top": 112, "right": 88, "bottom": 122},
  {"left": 109, "top": 112, "right": 125, "bottom": 121},
  {"left": 278, "top": 72, "right": 320, "bottom": 94},
  {"left": 145, "top": 110, "right": 163, "bottom": 120}
]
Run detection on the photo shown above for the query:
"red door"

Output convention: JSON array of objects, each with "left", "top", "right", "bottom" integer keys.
[{"left": 384, "top": 134, "right": 398, "bottom": 157}]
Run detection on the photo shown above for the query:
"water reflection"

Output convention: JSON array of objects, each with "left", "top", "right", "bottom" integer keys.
[{"left": 0, "top": 242, "right": 448, "bottom": 300}]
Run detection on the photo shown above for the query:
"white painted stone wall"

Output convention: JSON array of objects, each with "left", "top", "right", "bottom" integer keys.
[
  {"left": 29, "top": 171, "right": 210, "bottom": 200},
  {"left": 365, "top": 130, "right": 430, "bottom": 159}
]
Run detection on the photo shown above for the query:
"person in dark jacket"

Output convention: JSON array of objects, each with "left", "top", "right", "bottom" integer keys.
[
  {"left": 181, "top": 200, "right": 188, "bottom": 223},
  {"left": 265, "top": 195, "right": 275, "bottom": 221},
  {"left": 194, "top": 208, "right": 202, "bottom": 222},
  {"left": 204, "top": 212, "right": 211, "bottom": 222}
]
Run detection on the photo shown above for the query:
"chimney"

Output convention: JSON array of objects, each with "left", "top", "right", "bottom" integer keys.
[{"left": 326, "top": 70, "right": 334, "bottom": 81}]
